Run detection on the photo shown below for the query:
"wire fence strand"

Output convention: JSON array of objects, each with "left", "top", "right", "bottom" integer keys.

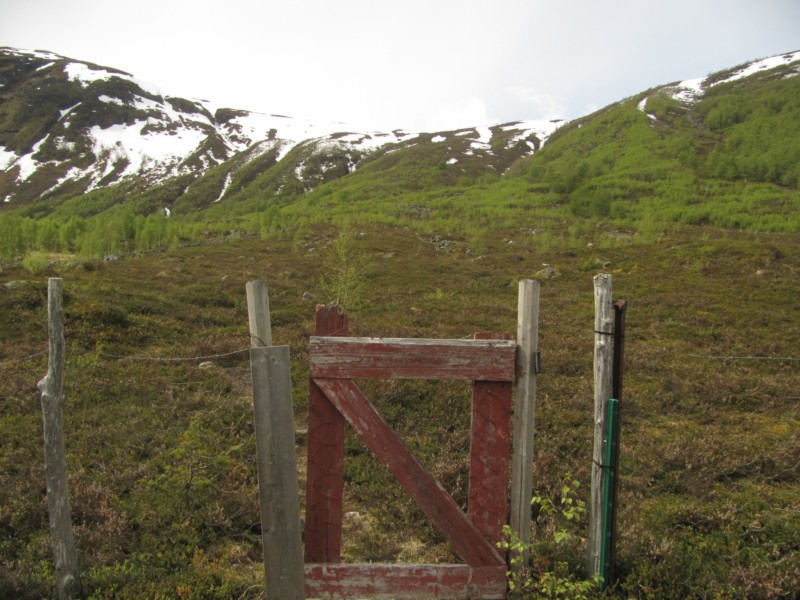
[
  {"left": 1, "top": 339, "right": 798, "bottom": 371},
  {"left": 100, "top": 346, "right": 250, "bottom": 363},
  {"left": 654, "top": 348, "right": 800, "bottom": 363},
  {"left": 0, "top": 349, "right": 48, "bottom": 369}
]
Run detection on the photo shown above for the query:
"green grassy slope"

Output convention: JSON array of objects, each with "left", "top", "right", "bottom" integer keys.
[
  {"left": 509, "top": 63, "right": 800, "bottom": 231},
  {"left": 1, "top": 220, "right": 798, "bottom": 598}
]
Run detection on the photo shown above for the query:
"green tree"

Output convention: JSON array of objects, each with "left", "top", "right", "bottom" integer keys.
[
  {"left": 318, "top": 224, "right": 370, "bottom": 313},
  {"left": 136, "top": 214, "right": 168, "bottom": 253},
  {"left": 36, "top": 219, "right": 61, "bottom": 252},
  {"left": 60, "top": 216, "right": 87, "bottom": 252},
  {"left": 0, "top": 213, "right": 27, "bottom": 259}
]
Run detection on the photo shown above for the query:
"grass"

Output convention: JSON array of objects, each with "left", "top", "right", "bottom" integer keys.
[{"left": 1, "top": 218, "right": 798, "bottom": 598}]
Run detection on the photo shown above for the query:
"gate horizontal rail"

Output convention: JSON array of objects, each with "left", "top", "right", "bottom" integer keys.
[
  {"left": 309, "top": 336, "right": 517, "bottom": 381},
  {"left": 304, "top": 564, "right": 507, "bottom": 599}
]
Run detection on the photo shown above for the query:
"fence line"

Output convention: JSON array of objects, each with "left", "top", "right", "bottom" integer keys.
[
  {"left": 82, "top": 347, "right": 800, "bottom": 366},
  {"left": 662, "top": 351, "right": 800, "bottom": 362},
  {"left": 100, "top": 347, "right": 250, "bottom": 363},
  {"left": 3, "top": 345, "right": 799, "bottom": 371},
  {"left": 0, "top": 349, "right": 48, "bottom": 368},
  {"left": 6, "top": 276, "right": 798, "bottom": 598}
]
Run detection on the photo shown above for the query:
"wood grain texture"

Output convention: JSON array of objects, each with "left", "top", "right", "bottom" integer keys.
[
  {"left": 246, "top": 280, "right": 272, "bottom": 347},
  {"left": 37, "top": 278, "right": 81, "bottom": 600},
  {"left": 250, "top": 345, "right": 305, "bottom": 599},
  {"left": 510, "top": 279, "right": 539, "bottom": 559},
  {"left": 309, "top": 336, "right": 516, "bottom": 381},
  {"left": 589, "top": 273, "right": 614, "bottom": 575},
  {"left": 469, "top": 379, "right": 513, "bottom": 546},
  {"left": 304, "top": 305, "right": 349, "bottom": 563},
  {"left": 305, "top": 563, "right": 507, "bottom": 599},
  {"left": 469, "top": 332, "right": 513, "bottom": 546}
]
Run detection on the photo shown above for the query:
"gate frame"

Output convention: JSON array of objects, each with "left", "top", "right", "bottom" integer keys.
[{"left": 303, "top": 305, "right": 520, "bottom": 599}]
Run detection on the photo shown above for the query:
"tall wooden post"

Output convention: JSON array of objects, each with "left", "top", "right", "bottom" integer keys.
[
  {"left": 247, "top": 279, "right": 272, "bottom": 347},
  {"left": 37, "top": 277, "right": 81, "bottom": 600},
  {"left": 304, "top": 304, "right": 349, "bottom": 563},
  {"left": 510, "top": 279, "right": 540, "bottom": 559},
  {"left": 247, "top": 280, "right": 305, "bottom": 599},
  {"left": 588, "top": 274, "right": 614, "bottom": 576}
]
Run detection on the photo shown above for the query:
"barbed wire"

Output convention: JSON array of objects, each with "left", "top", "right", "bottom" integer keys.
[
  {"left": 682, "top": 352, "right": 799, "bottom": 362},
  {"left": 99, "top": 346, "right": 250, "bottom": 363},
  {"left": 1, "top": 340, "right": 797, "bottom": 370},
  {"left": 0, "top": 346, "right": 251, "bottom": 369},
  {"left": 652, "top": 348, "right": 800, "bottom": 363},
  {"left": 0, "top": 349, "right": 47, "bottom": 369}
]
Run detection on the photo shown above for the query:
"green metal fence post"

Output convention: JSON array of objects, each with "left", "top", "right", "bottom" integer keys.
[{"left": 599, "top": 397, "right": 619, "bottom": 589}]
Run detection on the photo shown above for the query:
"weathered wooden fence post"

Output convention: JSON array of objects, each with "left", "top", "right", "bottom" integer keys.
[
  {"left": 588, "top": 274, "right": 614, "bottom": 577},
  {"left": 304, "top": 304, "right": 349, "bottom": 564},
  {"left": 247, "top": 279, "right": 273, "bottom": 347},
  {"left": 37, "top": 277, "right": 81, "bottom": 600},
  {"left": 510, "top": 279, "right": 540, "bottom": 561},
  {"left": 246, "top": 280, "right": 305, "bottom": 599}
]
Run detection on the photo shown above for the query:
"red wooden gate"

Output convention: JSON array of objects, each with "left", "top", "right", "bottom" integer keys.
[{"left": 304, "top": 305, "right": 516, "bottom": 599}]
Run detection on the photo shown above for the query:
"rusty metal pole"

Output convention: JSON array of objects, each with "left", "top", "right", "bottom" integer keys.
[{"left": 607, "top": 299, "right": 627, "bottom": 585}]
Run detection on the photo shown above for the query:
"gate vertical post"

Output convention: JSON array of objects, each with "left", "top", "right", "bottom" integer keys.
[
  {"left": 247, "top": 280, "right": 305, "bottom": 599},
  {"left": 470, "top": 333, "right": 513, "bottom": 546},
  {"left": 510, "top": 279, "right": 540, "bottom": 560},
  {"left": 305, "top": 304, "right": 349, "bottom": 563}
]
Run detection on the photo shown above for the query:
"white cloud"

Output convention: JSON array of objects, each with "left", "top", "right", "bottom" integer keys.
[
  {"left": 2, "top": 0, "right": 799, "bottom": 132},
  {"left": 505, "top": 87, "right": 567, "bottom": 121},
  {"left": 414, "top": 97, "right": 495, "bottom": 133}
]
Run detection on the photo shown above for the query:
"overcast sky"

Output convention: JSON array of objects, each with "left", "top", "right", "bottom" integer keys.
[{"left": 2, "top": 0, "right": 799, "bottom": 132}]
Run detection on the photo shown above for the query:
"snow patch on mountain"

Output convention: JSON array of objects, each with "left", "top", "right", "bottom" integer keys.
[
  {"left": 65, "top": 62, "right": 131, "bottom": 88},
  {"left": 475, "top": 126, "right": 493, "bottom": 145},
  {"left": 98, "top": 94, "right": 125, "bottom": 106},
  {"left": 63, "top": 60, "right": 169, "bottom": 101},
  {"left": 59, "top": 103, "right": 81, "bottom": 121},
  {"left": 214, "top": 172, "right": 234, "bottom": 203},
  {"left": 721, "top": 50, "right": 800, "bottom": 84},
  {"left": 671, "top": 77, "right": 704, "bottom": 103},
  {"left": 502, "top": 120, "right": 562, "bottom": 152},
  {"left": 15, "top": 136, "right": 50, "bottom": 181},
  {"left": 668, "top": 51, "right": 800, "bottom": 105},
  {"left": 0, "top": 146, "right": 17, "bottom": 170},
  {"left": 88, "top": 121, "right": 207, "bottom": 185}
]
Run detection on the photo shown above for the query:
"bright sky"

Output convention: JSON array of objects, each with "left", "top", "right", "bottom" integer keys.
[{"left": 2, "top": 0, "right": 799, "bottom": 133}]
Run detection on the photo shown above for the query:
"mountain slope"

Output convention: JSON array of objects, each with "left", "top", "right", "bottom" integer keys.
[
  {"left": 0, "top": 47, "right": 561, "bottom": 215},
  {"left": 505, "top": 51, "right": 800, "bottom": 230},
  {"left": 1, "top": 48, "right": 800, "bottom": 263}
]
